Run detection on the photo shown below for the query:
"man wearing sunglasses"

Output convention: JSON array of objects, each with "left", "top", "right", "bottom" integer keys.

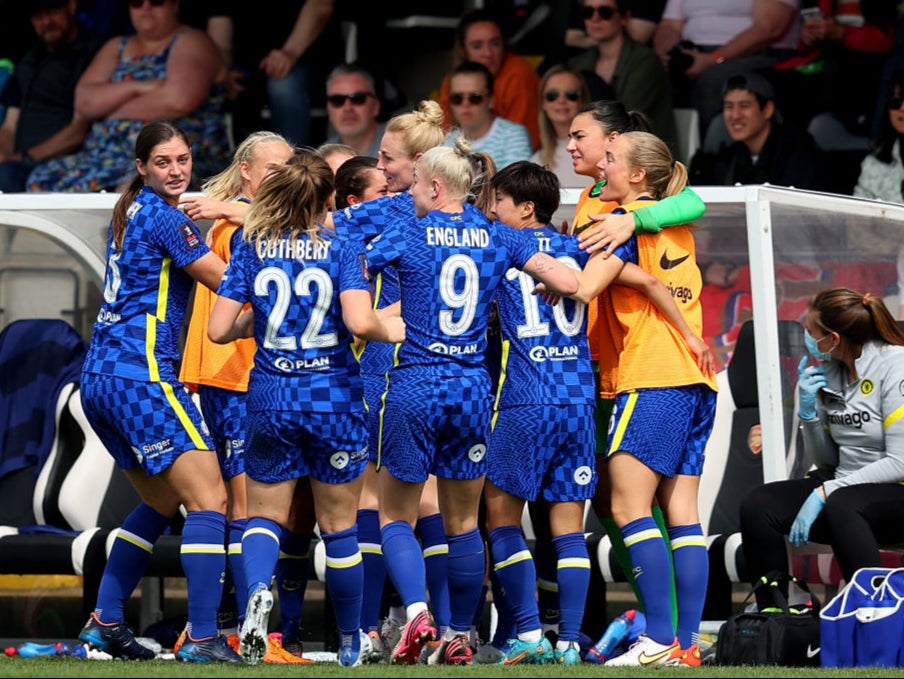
[
  {"left": 322, "top": 63, "right": 385, "bottom": 158},
  {"left": 0, "top": 0, "right": 103, "bottom": 192}
]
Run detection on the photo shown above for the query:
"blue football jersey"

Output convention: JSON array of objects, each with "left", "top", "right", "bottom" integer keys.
[
  {"left": 363, "top": 203, "right": 538, "bottom": 379},
  {"left": 217, "top": 228, "right": 370, "bottom": 413},
  {"left": 333, "top": 192, "right": 410, "bottom": 376},
  {"left": 83, "top": 186, "right": 211, "bottom": 382},
  {"left": 494, "top": 225, "right": 595, "bottom": 408}
]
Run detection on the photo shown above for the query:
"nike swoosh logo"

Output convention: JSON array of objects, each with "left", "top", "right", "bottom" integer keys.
[
  {"left": 660, "top": 250, "right": 690, "bottom": 270},
  {"left": 639, "top": 647, "right": 675, "bottom": 666},
  {"left": 806, "top": 645, "right": 820, "bottom": 658},
  {"left": 504, "top": 650, "right": 529, "bottom": 665}
]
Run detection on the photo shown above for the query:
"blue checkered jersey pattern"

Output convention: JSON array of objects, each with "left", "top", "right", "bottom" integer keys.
[
  {"left": 217, "top": 228, "right": 370, "bottom": 413},
  {"left": 83, "top": 186, "right": 211, "bottom": 382},
  {"left": 494, "top": 225, "right": 595, "bottom": 408},
  {"left": 364, "top": 204, "right": 538, "bottom": 378},
  {"left": 333, "top": 191, "right": 412, "bottom": 242},
  {"left": 332, "top": 192, "right": 408, "bottom": 376}
]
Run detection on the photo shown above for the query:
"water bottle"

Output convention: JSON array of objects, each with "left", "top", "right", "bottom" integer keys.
[
  {"left": 16, "top": 641, "right": 67, "bottom": 658},
  {"left": 585, "top": 609, "right": 636, "bottom": 664}
]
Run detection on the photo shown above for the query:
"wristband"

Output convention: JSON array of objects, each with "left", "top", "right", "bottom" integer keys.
[{"left": 712, "top": 49, "right": 726, "bottom": 64}]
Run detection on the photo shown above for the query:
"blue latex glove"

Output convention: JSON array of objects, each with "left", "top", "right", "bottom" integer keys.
[
  {"left": 789, "top": 488, "right": 826, "bottom": 547},
  {"left": 797, "top": 356, "right": 827, "bottom": 420}
]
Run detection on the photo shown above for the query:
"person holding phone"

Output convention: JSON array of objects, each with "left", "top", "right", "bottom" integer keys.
[
  {"left": 739, "top": 287, "right": 904, "bottom": 608},
  {"left": 773, "top": 0, "right": 895, "bottom": 134}
]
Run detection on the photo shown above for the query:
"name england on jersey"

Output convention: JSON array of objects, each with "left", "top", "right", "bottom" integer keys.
[{"left": 425, "top": 226, "right": 490, "bottom": 248}]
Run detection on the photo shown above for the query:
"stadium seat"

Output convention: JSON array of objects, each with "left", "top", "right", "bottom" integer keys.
[{"left": 673, "top": 107, "right": 701, "bottom": 166}]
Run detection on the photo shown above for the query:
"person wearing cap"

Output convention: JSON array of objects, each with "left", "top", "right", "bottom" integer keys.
[
  {"left": 0, "top": 0, "right": 103, "bottom": 192},
  {"left": 690, "top": 71, "right": 827, "bottom": 191}
]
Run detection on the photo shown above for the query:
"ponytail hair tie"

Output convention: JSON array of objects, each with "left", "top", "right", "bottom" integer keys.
[{"left": 863, "top": 292, "right": 872, "bottom": 306}]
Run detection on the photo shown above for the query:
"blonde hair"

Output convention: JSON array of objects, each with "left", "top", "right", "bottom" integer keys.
[
  {"left": 536, "top": 66, "right": 590, "bottom": 169},
  {"left": 202, "top": 131, "right": 292, "bottom": 200},
  {"left": 467, "top": 151, "right": 497, "bottom": 218},
  {"left": 619, "top": 131, "right": 688, "bottom": 199},
  {"left": 242, "top": 147, "right": 335, "bottom": 255},
  {"left": 385, "top": 100, "right": 447, "bottom": 158},
  {"left": 416, "top": 136, "right": 475, "bottom": 202}
]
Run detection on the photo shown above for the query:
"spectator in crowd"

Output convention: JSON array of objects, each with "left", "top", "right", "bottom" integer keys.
[
  {"left": 773, "top": 0, "right": 895, "bottom": 134},
  {"left": 179, "top": 2, "right": 236, "bottom": 100},
  {"left": 868, "top": 7, "right": 904, "bottom": 142},
  {"left": 853, "top": 70, "right": 904, "bottom": 204},
  {"left": 740, "top": 288, "right": 904, "bottom": 605},
  {"left": 0, "top": 0, "right": 104, "bottom": 192},
  {"left": 566, "top": 0, "right": 666, "bottom": 53},
  {"left": 690, "top": 72, "right": 826, "bottom": 190},
  {"left": 437, "top": 9, "right": 541, "bottom": 149},
  {"left": 531, "top": 65, "right": 591, "bottom": 189},
  {"left": 653, "top": 0, "right": 800, "bottom": 137},
  {"left": 322, "top": 63, "right": 385, "bottom": 157},
  {"left": 445, "top": 61, "right": 533, "bottom": 170},
  {"left": 567, "top": 0, "right": 679, "bottom": 154},
  {"left": 26, "top": 0, "right": 230, "bottom": 192},
  {"left": 77, "top": 121, "right": 239, "bottom": 663},
  {"left": 227, "top": 0, "right": 342, "bottom": 146}
]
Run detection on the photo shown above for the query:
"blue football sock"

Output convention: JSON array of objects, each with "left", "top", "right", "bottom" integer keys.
[
  {"left": 321, "top": 526, "right": 363, "bottom": 636},
  {"left": 446, "top": 528, "right": 485, "bottom": 633},
  {"left": 416, "top": 513, "right": 450, "bottom": 631},
  {"left": 222, "top": 518, "right": 247, "bottom": 629},
  {"left": 622, "top": 516, "right": 675, "bottom": 645},
  {"left": 489, "top": 568, "right": 515, "bottom": 647},
  {"left": 668, "top": 523, "right": 708, "bottom": 648},
  {"left": 181, "top": 510, "right": 227, "bottom": 640},
  {"left": 357, "top": 509, "right": 385, "bottom": 633},
  {"left": 552, "top": 532, "right": 590, "bottom": 643},
  {"left": 534, "top": 533, "right": 560, "bottom": 631},
  {"left": 95, "top": 503, "right": 171, "bottom": 624},
  {"left": 489, "top": 525, "right": 540, "bottom": 636},
  {"left": 242, "top": 517, "right": 281, "bottom": 599},
  {"left": 381, "top": 520, "right": 426, "bottom": 608}
]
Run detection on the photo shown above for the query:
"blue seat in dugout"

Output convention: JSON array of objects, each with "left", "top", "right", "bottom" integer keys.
[{"left": 0, "top": 318, "right": 86, "bottom": 498}]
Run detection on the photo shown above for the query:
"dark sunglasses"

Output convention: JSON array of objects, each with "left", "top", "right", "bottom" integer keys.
[
  {"left": 450, "top": 92, "right": 486, "bottom": 106},
  {"left": 326, "top": 92, "right": 375, "bottom": 108},
  {"left": 129, "top": 0, "right": 166, "bottom": 8},
  {"left": 888, "top": 96, "right": 904, "bottom": 111},
  {"left": 544, "top": 88, "right": 580, "bottom": 103},
  {"left": 580, "top": 5, "right": 618, "bottom": 20}
]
